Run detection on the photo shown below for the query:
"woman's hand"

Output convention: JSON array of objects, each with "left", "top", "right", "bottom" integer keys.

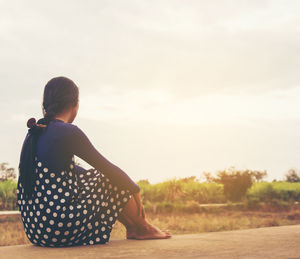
[{"left": 133, "top": 192, "right": 146, "bottom": 219}]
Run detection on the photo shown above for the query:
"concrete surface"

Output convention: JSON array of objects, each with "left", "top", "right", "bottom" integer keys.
[
  {"left": 1, "top": 225, "right": 300, "bottom": 258},
  {"left": 0, "top": 210, "right": 20, "bottom": 216}
]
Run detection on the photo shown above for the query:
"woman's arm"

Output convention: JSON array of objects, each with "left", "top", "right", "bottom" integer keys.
[{"left": 68, "top": 124, "right": 140, "bottom": 194}]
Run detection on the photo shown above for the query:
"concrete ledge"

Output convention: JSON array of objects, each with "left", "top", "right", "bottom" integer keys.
[
  {"left": 1, "top": 225, "right": 300, "bottom": 258},
  {"left": 0, "top": 211, "right": 20, "bottom": 216}
]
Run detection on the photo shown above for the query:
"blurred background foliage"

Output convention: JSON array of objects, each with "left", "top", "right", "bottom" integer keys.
[{"left": 1, "top": 161, "right": 300, "bottom": 212}]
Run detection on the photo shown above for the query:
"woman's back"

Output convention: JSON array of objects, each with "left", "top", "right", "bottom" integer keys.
[{"left": 36, "top": 118, "right": 75, "bottom": 173}]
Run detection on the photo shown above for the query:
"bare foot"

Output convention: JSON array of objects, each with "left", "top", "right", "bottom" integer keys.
[
  {"left": 127, "top": 229, "right": 171, "bottom": 239},
  {"left": 144, "top": 223, "right": 171, "bottom": 238},
  {"left": 130, "top": 223, "right": 172, "bottom": 240}
]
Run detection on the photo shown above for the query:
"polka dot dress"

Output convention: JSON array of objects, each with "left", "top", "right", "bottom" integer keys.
[{"left": 17, "top": 156, "right": 132, "bottom": 247}]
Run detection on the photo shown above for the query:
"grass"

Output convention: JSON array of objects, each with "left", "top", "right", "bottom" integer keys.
[
  {"left": 2, "top": 207, "right": 300, "bottom": 246},
  {"left": 0, "top": 180, "right": 17, "bottom": 210},
  {"left": 247, "top": 182, "right": 300, "bottom": 202},
  {"left": 1, "top": 177, "right": 300, "bottom": 246},
  {"left": 2, "top": 179, "right": 300, "bottom": 212},
  {"left": 0, "top": 215, "right": 30, "bottom": 246}
]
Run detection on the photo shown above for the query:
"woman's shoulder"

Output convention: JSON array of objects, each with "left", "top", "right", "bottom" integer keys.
[
  {"left": 44, "top": 120, "right": 80, "bottom": 138},
  {"left": 49, "top": 120, "right": 87, "bottom": 138}
]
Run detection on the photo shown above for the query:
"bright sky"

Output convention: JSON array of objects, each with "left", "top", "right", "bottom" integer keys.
[{"left": 1, "top": 0, "right": 300, "bottom": 183}]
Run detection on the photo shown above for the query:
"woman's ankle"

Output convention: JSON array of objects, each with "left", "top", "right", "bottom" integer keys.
[
  {"left": 125, "top": 224, "right": 136, "bottom": 231},
  {"left": 134, "top": 216, "right": 149, "bottom": 225}
]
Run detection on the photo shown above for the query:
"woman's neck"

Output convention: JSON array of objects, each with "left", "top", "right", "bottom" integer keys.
[
  {"left": 54, "top": 105, "right": 77, "bottom": 123},
  {"left": 54, "top": 114, "right": 71, "bottom": 123}
]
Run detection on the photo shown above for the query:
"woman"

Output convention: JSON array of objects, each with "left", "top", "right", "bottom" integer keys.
[{"left": 17, "top": 76, "right": 171, "bottom": 247}]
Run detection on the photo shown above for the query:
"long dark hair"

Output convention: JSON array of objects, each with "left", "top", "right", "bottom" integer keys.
[{"left": 19, "top": 76, "right": 79, "bottom": 198}]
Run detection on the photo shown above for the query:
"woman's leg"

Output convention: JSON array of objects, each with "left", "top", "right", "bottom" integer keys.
[{"left": 119, "top": 195, "right": 171, "bottom": 239}]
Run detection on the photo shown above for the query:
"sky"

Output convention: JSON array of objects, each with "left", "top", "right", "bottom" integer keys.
[{"left": 1, "top": 0, "right": 300, "bottom": 183}]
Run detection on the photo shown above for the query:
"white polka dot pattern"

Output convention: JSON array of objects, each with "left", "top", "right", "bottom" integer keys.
[{"left": 16, "top": 156, "right": 132, "bottom": 247}]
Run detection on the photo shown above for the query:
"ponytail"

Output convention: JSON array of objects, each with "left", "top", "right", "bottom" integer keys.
[
  {"left": 19, "top": 118, "right": 47, "bottom": 198},
  {"left": 43, "top": 102, "right": 59, "bottom": 125}
]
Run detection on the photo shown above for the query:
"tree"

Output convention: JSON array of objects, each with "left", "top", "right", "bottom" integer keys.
[
  {"left": 0, "top": 162, "right": 16, "bottom": 181},
  {"left": 136, "top": 179, "right": 150, "bottom": 185},
  {"left": 213, "top": 167, "right": 263, "bottom": 202},
  {"left": 181, "top": 176, "right": 198, "bottom": 183},
  {"left": 249, "top": 170, "right": 267, "bottom": 182},
  {"left": 285, "top": 169, "right": 300, "bottom": 182},
  {"left": 203, "top": 171, "right": 214, "bottom": 183}
]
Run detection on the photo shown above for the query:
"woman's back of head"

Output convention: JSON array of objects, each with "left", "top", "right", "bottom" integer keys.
[{"left": 42, "top": 76, "right": 79, "bottom": 125}]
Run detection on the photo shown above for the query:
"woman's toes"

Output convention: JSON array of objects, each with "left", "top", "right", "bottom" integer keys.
[{"left": 162, "top": 230, "right": 171, "bottom": 236}]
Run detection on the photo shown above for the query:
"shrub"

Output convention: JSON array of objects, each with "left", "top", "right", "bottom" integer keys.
[
  {"left": 0, "top": 163, "right": 16, "bottom": 181},
  {"left": 214, "top": 168, "right": 254, "bottom": 202},
  {"left": 137, "top": 177, "right": 226, "bottom": 204},
  {"left": 247, "top": 182, "right": 300, "bottom": 203},
  {"left": 0, "top": 180, "right": 17, "bottom": 210},
  {"left": 285, "top": 169, "right": 300, "bottom": 183}
]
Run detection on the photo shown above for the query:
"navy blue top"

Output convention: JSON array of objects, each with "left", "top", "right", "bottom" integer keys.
[{"left": 31, "top": 118, "right": 140, "bottom": 193}]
